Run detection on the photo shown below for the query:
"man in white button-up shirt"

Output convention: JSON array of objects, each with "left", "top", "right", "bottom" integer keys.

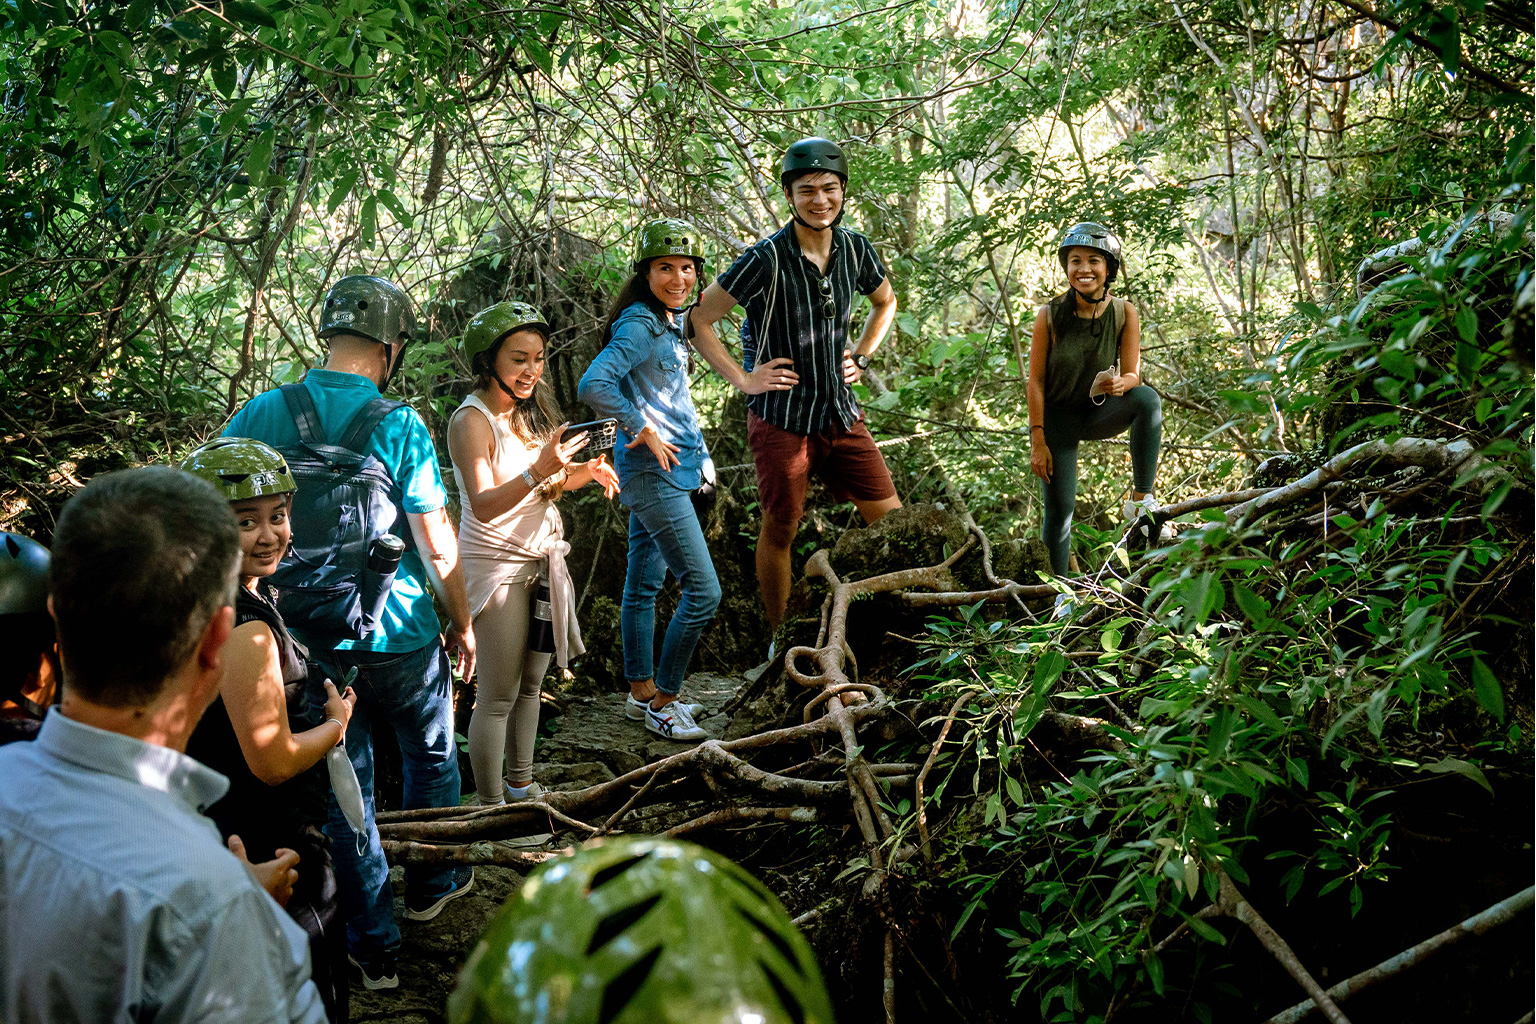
[{"left": 0, "top": 467, "right": 327, "bottom": 1024}]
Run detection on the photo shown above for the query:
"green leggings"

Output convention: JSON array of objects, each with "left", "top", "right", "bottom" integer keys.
[{"left": 1041, "top": 386, "right": 1163, "bottom": 574}]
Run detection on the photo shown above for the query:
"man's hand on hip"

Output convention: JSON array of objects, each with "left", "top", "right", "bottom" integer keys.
[{"left": 743, "top": 357, "right": 799, "bottom": 395}]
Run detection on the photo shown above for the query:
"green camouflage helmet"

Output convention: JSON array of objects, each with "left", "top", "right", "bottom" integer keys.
[
  {"left": 448, "top": 836, "right": 836, "bottom": 1024},
  {"left": 462, "top": 301, "right": 550, "bottom": 366},
  {"left": 634, "top": 219, "right": 707, "bottom": 273},
  {"left": 318, "top": 275, "right": 417, "bottom": 348},
  {"left": 0, "top": 533, "right": 49, "bottom": 617},
  {"left": 1057, "top": 222, "right": 1122, "bottom": 283},
  {"left": 780, "top": 137, "right": 848, "bottom": 190},
  {"left": 180, "top": 437, "right": 296, "bottom": 502}
]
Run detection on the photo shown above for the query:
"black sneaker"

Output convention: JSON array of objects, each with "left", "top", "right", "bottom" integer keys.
[
  {"left": 404, "top": 866, "right": 475, "bottom": 921},
  {"left": 348, "top": 949, "right": 399, "bottom": 991}
]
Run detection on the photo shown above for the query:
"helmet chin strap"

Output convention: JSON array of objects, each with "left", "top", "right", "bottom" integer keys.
[
  {"left": 493, "top": 375, "right": 522, "bottom": 400},
  {"left": 378, "top": 340, "right": 410, "bottom": 392}
]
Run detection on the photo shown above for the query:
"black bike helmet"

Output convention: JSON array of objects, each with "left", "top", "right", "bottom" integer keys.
[
  {"left": 780, "top": 137, "right": 848, "bottom": 190},
  {"left": 0, "top": 532, "right": 55, "bottom": 722},
  {"left": 0, "top": 533, "right": 49, "bottom": 618}
]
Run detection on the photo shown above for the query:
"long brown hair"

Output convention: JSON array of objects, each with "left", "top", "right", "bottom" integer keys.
[
  {"left": 470, "top": 333, "right": 567, "bottom": 499},
  {"left": 599, "top": 256, "right": 701, "bottom": 347}
]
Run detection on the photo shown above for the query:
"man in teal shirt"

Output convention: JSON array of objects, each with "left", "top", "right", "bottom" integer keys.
[{"left": 224, "top": 275, "right": 477, "bottom": 991}]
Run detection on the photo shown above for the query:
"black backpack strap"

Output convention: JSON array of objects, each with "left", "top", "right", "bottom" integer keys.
[
  {"left": 335, "top": 396, "right": 407, "bottom": 456},
  {"left": 280, "top": 384, "right": 325, "bottom": 446}
]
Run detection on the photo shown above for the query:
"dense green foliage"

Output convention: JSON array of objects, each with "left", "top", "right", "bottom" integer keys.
[{"left": 2, "top": 0, "right": 1531, "bottom": 1018}]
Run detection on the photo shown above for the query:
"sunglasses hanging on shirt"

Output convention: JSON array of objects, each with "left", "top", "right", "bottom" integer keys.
[{"left": 816, "top": 276, "right": 835, "bottom": 319}]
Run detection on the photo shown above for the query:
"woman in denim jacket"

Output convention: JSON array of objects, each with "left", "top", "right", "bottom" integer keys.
[{"left": 578, "top": 219, "right": 720, "bottom": 743}]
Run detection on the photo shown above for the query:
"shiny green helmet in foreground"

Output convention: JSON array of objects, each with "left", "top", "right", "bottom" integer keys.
[
  {"left": 180, "top": 437, "right": 296, "bottom": 502},
  {"left": 318, "top": 274, "right": 417, "bottom": 348},
  {"left": 634, "top": 219, "right": 707, "bottom": 274},
  {"left": 462, "top": 301, "right": 550, "bottom": 366},
  {"left": 448, "top": 836, "right": 836, "bottom": 1024}
]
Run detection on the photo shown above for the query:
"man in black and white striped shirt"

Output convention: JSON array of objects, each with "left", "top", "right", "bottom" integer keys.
[{"left": 689, "top": 137, "right": 902, "bottom": 631}]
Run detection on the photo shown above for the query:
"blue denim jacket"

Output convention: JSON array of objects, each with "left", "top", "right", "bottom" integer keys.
[{"left": 578, "top": 301, "right": 708, "bottom": 490}]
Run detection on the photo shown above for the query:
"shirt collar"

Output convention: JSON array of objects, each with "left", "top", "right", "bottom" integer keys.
[
  {"left": 306, "top": 367, "right": 382, "bottom": 394},
  {"left": 779, "top": 221, "right": 840, "bottom": 262},
  {"left": 37, "top": 712, "right": 231, "bottom": 814}
]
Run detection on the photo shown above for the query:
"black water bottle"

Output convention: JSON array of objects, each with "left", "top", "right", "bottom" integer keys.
[
  {"left": 368, "top": 534, "right": 406, "bottom": 576},
  {"left": 529, "top": 583, "right": 555, "bottom": 654},
  {"left": 360, "top": 535, "right": 406, "bottom": 636}
]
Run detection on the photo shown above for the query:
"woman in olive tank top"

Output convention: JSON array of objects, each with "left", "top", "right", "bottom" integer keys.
[{"left": 1026, "top": 222, "right": 1164, "bottom": 584}]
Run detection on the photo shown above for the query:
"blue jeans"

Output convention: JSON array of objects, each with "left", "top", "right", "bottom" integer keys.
[
  {"left": 1041, "top": 386, "right": 1163, "bottom": 575},
  {"left": 310, "top": 641, "right": 461, "bottom": 954},
  {"left": 620, "top": 471, "right": 722, "bottom": 695}
]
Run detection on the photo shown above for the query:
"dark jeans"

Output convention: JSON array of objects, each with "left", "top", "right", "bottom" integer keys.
[
  {"left": 310, "top": 641, "right": 460, "bottom": 955},
  {"left": 1041, "top": 386, "right": 1163, "bottom": 574}
]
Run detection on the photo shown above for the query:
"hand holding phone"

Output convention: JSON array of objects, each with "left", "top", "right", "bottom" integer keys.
[{"left": 559, "top": 419, "right": 619, "bottom": 453}]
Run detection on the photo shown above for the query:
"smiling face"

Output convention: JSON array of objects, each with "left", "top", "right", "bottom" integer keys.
[
  {"left": 786, "top": 171, "right": 845, "bottom": 229},
  {"left": 231, "top": 493, "right": 292, "bottom": 580},
  {"left": 646, "top": 255, "right": 699, "bottom": 310},
  {"left": 1064, "top": 246, "right": 1110, "bottom": 300},
  {"left": 492, "top": 329, "right": 547, "bottom": 400}
]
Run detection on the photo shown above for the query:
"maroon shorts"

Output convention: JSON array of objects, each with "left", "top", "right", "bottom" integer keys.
[{"left": 747, "top": 412, "right": 898, "bottom": 524}]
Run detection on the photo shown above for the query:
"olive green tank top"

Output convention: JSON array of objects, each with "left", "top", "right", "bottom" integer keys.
[{"left": 1044, "top": 296, "right": 1125, "bottom": 408}]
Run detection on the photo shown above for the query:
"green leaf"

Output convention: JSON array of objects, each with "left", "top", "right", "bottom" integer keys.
[
  {"left": 326, "top": 171, "right": 358, "bottom": 215},
  {"left": 524, "top": 37, "right": 553, "bottom": 76},
  {"left": 1418, "top": 757, "right": 1493, "bottom": 794},
  {"left": 1005, "top": 775, "right": 1026, "bottom": 808},
  {"left": 242, "top": 129, "right": 275, "bottom": 184},
  {"left": 359, "top": 195, "right": 377, "bottom": 249},
  {"left": 375, "top": 187, "right": 413, "bottom": 227},
  {"left": 223, "top": 0, "right": 278, "bottom": 30},
  {"left": 1470, "top": 658, "right": 1505, "bottom": 721},
  {"left": 212, "top": 61, "right": 237, "bottom": 99}
]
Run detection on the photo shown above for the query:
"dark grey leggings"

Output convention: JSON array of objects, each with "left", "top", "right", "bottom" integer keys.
[{"left": 1041, "top": 386, "right": 1163, "bottom": 574}]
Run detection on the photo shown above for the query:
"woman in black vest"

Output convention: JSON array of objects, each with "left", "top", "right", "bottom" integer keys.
[
  {"left": 1027, "top": 222, "right": 1164, "bottom": 592},
  {"left": 181, "top": 437, "right": 357, "bottom": 1023}
]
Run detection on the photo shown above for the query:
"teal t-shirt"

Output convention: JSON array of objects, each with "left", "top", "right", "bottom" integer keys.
[{"left": 223, "top": 369, "right": 448, "bottom": 654}]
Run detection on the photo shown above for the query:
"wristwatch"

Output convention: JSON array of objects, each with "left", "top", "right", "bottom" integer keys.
[{"left": 850, "top": 352, "right": 871, "bottom": 370}]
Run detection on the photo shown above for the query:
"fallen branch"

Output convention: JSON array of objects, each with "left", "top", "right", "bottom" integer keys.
[
  {"left": 379, "top": 840, "right": 565, "bottom": 868},
  {"left": 660, "top": 805, "right": 831, "bottom": 836},
  {"left": 1262, "top": 886, "right": 1535, "bottom": 1024},
  {"left": 1227, "top": 437, "right": 1481, "bottom": 524}
]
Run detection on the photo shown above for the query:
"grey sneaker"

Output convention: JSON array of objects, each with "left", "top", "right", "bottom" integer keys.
[
  {"left": 404, "top": 866, "right": 474, "bottom": 921},
  {"left": 645, "top": 699, "right": 708, "bottom": 742},
  {"left": 625, "top": 693, "right": 704, "bottom": 721}
]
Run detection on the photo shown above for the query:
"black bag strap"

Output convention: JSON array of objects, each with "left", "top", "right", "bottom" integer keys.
[
  {"left": 280, "top": 384, "right": 325, "bottom": 446},
  {"left": 336, "top": 396, "right": 407, "bottom": 456}
]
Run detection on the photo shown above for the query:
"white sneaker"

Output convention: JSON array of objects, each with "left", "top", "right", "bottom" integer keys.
[
  {"left": 624, "top": 693, "right": 704, "bottom": 722},
  {"left": 645, "top": 699, "right": 708, "bottom": 742},
  {"left": 495, "top": 831, "right": 553, "bottom": 849},
  {"left": 1123, "top": 495, "right": 1170, "bottom": 540}
]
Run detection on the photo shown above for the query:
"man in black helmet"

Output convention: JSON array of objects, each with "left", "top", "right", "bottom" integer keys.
[
  {"left": 687, "top": 137, "right": 901, "bottom": 632},
  {"left": 223, "top": 273, "right": 477, "bottom": 991}
]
